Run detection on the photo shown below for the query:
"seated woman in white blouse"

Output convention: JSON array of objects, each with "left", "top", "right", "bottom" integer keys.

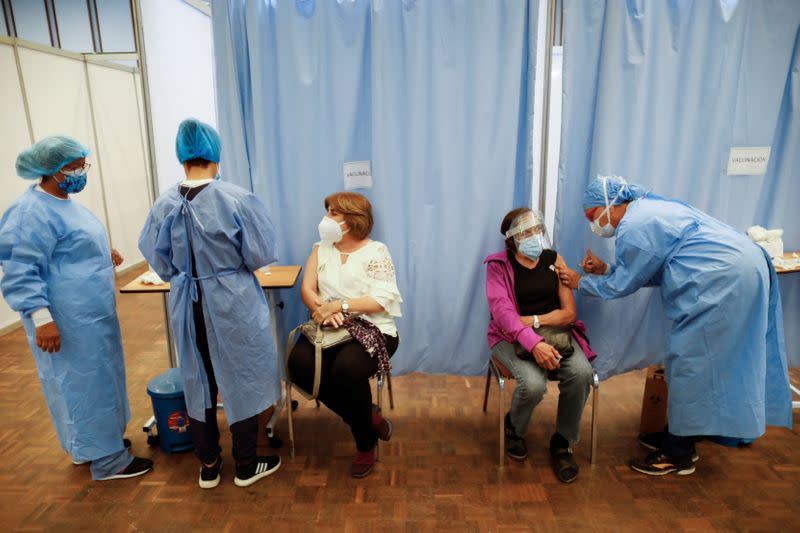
[{"left": 287, "top": 192, "right": 402, "bottom": 478}]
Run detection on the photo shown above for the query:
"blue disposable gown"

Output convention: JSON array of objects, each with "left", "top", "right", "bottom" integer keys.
[
  {"left": 579, "top": 196, "right": 791, "bottom": 439},
  {"left": 138, "top": 180, "right": 280, "bottom": 424},
  {"left": 0, "top": 186, "right": 130, "bottom": 461}
]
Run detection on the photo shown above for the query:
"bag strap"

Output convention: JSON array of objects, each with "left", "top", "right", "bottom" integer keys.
[{"left": 286, "top": 323, "right": 323, "bottom": 400}]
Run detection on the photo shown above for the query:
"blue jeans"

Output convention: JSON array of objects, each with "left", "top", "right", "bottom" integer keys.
[{"left": 491, "top": 337, "right": 593, "bottom": 443}]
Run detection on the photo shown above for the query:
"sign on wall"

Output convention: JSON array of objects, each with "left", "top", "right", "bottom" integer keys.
[{"left": 727, "top": 147, "right": 771, "bottom": 176}]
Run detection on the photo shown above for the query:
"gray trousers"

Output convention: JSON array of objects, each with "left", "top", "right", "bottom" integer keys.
[{"left": 491, "top": 338, "right": 593, "bottom": 443}]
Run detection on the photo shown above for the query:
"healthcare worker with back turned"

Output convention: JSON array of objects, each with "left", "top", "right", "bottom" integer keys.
[
  {"left": 139, "top": 119, "right": 281, "bottom": 489},
  {"left": 556, "top": 175, "right": 791, "bottom": 476},
  {"left": 0, "top": 136, "right": 153, "bottom": 480}
]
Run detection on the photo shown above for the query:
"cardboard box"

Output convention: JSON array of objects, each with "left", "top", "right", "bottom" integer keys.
[{"left": 639, "top": 365, "right": 668, "bottom": 434}]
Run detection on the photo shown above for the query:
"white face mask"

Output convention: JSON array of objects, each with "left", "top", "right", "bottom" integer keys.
[
  {"left": 318, "top": 216, "right": 347, "bottom": 243},
  {"left": 588, "top": 176, "right": 621, "bottom": 238},
  {"left": 589, "top": 215, "right": 616, "bottom": 238}
]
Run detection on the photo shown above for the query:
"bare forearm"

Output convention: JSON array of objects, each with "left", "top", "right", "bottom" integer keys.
[
  {"left": 342, "top": 296, "right": 384, "bottom": 315},
  {"left": 538, "top": 309, "right": 575, "bottom": 327},
  {"left": 522, "top": 309, "right": 576, "bottom": 328}
]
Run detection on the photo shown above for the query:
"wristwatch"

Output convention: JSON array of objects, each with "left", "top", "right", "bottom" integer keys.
[
  {"left": 340, "top": 299, "right": 350, "bottom": 314},
  {"left": 533, "top": 315, "right": 540, "bottom": 328}
]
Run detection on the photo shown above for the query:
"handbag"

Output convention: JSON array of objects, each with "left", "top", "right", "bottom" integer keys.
[
  {"left": 287, "top": 320, "right": 352, "bottom": 399},
  {"left": 514, "top": 325, "right": 575, "bottom": 359}
]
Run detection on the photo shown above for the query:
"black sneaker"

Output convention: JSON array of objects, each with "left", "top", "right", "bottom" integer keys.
[
  {"left": 504, "top": 413, "right": 528, "bottom": 461},
  {"left": 549, "top": 433, "right": 579, "bottom": 483},
  {"left": 629, "top": 450, "right": 696, "bottom": 476},
  {"left": 199, "top": 457, "right": 223, "bottom": 489},
  {"left": 637, "top": 431, "right": 665, "bottom": 450},
  {"left": 638, "top": 432, "right": 699, "bottom": 462},
  {"left": 234, "top": 455, "right": 281, "bottom": 487},
  {"left": 96, "top": 456, "right": 153, "bottom": 481}
]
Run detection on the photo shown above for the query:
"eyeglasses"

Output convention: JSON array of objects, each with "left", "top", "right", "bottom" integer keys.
[{"left": 60, "top": 162, "right": 92, "bottom": 175}]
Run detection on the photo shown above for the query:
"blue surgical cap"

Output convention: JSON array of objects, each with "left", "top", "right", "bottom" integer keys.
[
  {"left": 175, "top": 118, "right": 221, "bottom": 163},
  {"left": 582, "top": 175, "right": 647, "bottom": 209},
  {"left": 15, "top": 136, "right": 90, "bottom": 179}
]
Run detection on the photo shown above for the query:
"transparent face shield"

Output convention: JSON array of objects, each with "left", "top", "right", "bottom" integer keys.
[{"left": 505, "top": 210, "right": 552, "bottom": 250}]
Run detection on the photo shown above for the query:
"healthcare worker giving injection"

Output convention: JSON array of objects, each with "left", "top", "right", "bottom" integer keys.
[
  {"left": 556, "top": 175, "right": 791, "bottom": 476},
  {"left": 139, "top": 119, "right": 281, "bottom": 489},
  {"left": 0, "top": 136, "right": 153, "bottom": 480}
]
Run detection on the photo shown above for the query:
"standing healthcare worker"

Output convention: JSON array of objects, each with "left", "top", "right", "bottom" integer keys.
[
  {"left": 0, "top": 136, "right": 153, "bottom": 481},
  {"left": 139, "top": 119, "right": 281, "bottom": 489},
  {"left": 556, "top": 175, "right": 791, "bottom": 476}
]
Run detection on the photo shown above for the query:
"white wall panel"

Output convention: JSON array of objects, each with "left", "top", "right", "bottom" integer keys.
[
  {"left": 87, "top": 64, "right": 151, "bottom": 267},
  {"left": 140, "top": 0, "right": 217, "bottom": 195},
  {"left": 0, "top": 44, "right": 36, "bottom": 330}
]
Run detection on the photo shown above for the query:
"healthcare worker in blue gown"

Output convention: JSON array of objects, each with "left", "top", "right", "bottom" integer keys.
[
  {"left": 139, "top": 119, "right": 281, "bottom": 489},
  {"left": 556, "top": 175, "right": 792, "bottom": 477},
  {"left": 0, "top": 136, "right": 153, "bottom": 480}
]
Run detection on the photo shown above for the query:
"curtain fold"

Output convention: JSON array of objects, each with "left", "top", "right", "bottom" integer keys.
[
  {"left": 212, "top": 0, "right": 539, "bottom": 375},
  {"left": 556, "top": 0, "right": 800, "bottom": 378}
]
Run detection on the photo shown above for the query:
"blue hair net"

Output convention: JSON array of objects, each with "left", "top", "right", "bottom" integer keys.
[
  {"left": 582, "top": 175, "right": 647, "bottom": 209},
  {"left": 15, "top": 136, "right": 90, "bottom": 179},
  {"left": 175, "top": 118, "right": 221, "bottom": 163}
]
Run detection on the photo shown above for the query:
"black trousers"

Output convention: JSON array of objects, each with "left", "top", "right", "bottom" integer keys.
[
  {"left": 188, "top": 293, "right": 258, "bottom": 471},
  {"left": 662, "top": 425, "right": 698, "bottom": 458},
  {"left": 287, "top": 334, "right": 399, "bottom": 452}
]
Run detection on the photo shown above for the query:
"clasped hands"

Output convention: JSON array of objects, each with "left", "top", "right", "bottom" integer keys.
[{"left": 311, "top": 298, "right": 347, "bottom": 327}]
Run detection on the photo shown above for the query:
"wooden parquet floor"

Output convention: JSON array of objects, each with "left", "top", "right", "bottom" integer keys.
[{"left": 0, "top": 267, "right": 798, "bottom": 532}]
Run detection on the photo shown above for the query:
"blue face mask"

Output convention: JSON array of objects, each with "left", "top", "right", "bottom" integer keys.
[
  {"left": 518, "top": 235, "right": 544, "bottom": 260},
  {"left": 57, "top": 172, "right": 88, "bottom": 194}
]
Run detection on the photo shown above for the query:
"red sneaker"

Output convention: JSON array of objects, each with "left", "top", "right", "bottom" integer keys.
[
  {"left": 371, "top": 405, "right": 393, "bottom": 441},
  {"left": 350, "top": 448, "right": 376, "bottom": 478}
]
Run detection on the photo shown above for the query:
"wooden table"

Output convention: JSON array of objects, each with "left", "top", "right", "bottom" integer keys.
[
  {"left": 775, "top": 252, "right": 800, "bottom": 275},
  {"left": 120, "top": 265, "right": 302, "bottom": 293}
]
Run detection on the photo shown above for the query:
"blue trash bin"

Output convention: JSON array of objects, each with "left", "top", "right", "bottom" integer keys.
[{"left": 147, "top": 368, "right": 194, "bottom": 453}]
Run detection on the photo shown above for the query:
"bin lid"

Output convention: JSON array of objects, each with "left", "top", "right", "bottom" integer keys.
[{"left": 147, "top": 368, "right": 184, "bottom": 396}]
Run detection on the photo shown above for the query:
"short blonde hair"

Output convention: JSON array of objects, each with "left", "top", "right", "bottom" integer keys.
[{"left": 324, "top": 192, "right": 374, "bottom": 240}]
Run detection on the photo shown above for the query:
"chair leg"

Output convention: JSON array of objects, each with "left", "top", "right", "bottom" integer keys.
[
  {"left": 497, "top": 375, "right": 506, "bottom": 468},
  {"left": 590, "top": 372, "right": 599, "bottom": 465},
  {"left": 286, "top": 382, "right": 296, "bottom": 460},
  {"left": 376, "top": 374, "right": 384, "bottom": 461},
  {"left": 482, "top": 366, "right": 492, "bottom": 412},
  {"left": 387, "top": 372, "right": 395, "bottom": 410}
]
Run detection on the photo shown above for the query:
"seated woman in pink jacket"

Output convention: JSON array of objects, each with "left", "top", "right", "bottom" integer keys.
[{"left": 484, "top": 208, "right": 595, "bottom": 483}]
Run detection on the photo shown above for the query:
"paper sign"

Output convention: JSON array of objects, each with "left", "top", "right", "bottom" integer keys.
[
  {"left": 343, "top": 161, "right": 373, "bottom": 190},
  {"left": 727, "top": 147, "right": 771, "bottom": 176}
]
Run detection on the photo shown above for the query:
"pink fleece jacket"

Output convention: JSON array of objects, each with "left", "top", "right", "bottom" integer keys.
[{"left": 484, "top": 250, "right": 596, "bottom": 361}]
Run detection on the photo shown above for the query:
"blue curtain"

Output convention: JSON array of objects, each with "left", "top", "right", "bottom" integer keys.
[
  {"left": 212, "top": 0, "right": 538, "bottom": 375},
  {"left": 556, "top": 0, "right": 800, "bottom": 379}
]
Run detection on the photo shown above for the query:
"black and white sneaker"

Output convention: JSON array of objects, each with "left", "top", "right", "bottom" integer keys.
[
  {"left": 629, "top": 450, "right": 695, "bottom": 476},
  {"left": 637, "top": 431, "right": 665, "bottom": 450},
  {"left": 199, "top": 457, "right": 223, "bottom": 489},
  {"left": 638, "top": 432, "right": 699, "bottom": 462},
  {"left": 96, "top": 457, "right": 153, "bottom": 481},
  {"left": 234, "top": 455, "right": 281, "bottom": 487}
]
